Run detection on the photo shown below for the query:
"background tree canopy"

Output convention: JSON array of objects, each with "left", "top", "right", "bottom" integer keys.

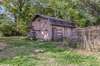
[{"left": 0, "top": 0, "right": 100, "bottom": 36}]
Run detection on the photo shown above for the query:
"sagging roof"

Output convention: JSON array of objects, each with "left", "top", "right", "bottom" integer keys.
[{"left": 32, "top": 14, "right": 76, "bottom": 28}]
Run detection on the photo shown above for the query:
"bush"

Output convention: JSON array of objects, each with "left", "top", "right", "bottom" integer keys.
[
  {"left": 0, "top": 15, "right": 28, "bottom": 36},
  {"left": 0, "top": 15, "right": 17, "bottom": 36}
]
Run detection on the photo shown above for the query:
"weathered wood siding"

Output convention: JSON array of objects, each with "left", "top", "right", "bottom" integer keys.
[
  {"left": 64, "top": 28, "right": 73, "bottom": 39},
  {"left": 52, "top": 26, "right": 64, "bottom": 41},
  {"left": 51, "top": 25, "right": 74, "bottom": 41},
  {"left": 32, "top": 17, "right": 52, "bottom": 40},
  {"left": 69, "top": 26, "right": 100, "bottom": 51}
]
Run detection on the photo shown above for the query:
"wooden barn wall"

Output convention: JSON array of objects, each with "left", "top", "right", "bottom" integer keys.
[
  {"left": 51, "top": 25, "right": 75, "bottom": 41},
  {"left": 32, "top": 17, "right": 52, "bottom": 40},
  {"left": 52, "top": 26, "right": 65, "bottom": 41}
]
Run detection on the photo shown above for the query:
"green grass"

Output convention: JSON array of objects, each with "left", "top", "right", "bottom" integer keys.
[{"left": 0, "top": 37, "right": 100, "bottom": 66}]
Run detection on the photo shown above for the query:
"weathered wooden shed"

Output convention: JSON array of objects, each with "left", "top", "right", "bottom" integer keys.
[{"left": 28, "top": 14, "right": 76, "bottom": 41}]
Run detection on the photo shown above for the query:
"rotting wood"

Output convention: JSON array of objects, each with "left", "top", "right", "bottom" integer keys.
[{"left": 72, "top": 26, "right": 100, "bottom": 52}]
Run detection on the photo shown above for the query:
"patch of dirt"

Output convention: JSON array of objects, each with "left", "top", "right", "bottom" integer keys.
[
  {"left": 0, "top": 42, "right": 8, "bottom": 51},
  {"left": 0, "top": 48, "right": 16, "bottom": 59},
  {"left": 0, "top": 42, "right": 17, "bottom": 59},
  {"left": 73, "top": 49, "right": 97, "bottom": 56}
]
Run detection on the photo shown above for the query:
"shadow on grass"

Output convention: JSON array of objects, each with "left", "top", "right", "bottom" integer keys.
[{"left": 0, "top": 38, "right": 65, "bottom": 59}]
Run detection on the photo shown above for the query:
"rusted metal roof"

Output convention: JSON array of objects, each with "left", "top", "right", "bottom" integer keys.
[{"left": 32, "top": 14, "right": 76, "bottom": 28}]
